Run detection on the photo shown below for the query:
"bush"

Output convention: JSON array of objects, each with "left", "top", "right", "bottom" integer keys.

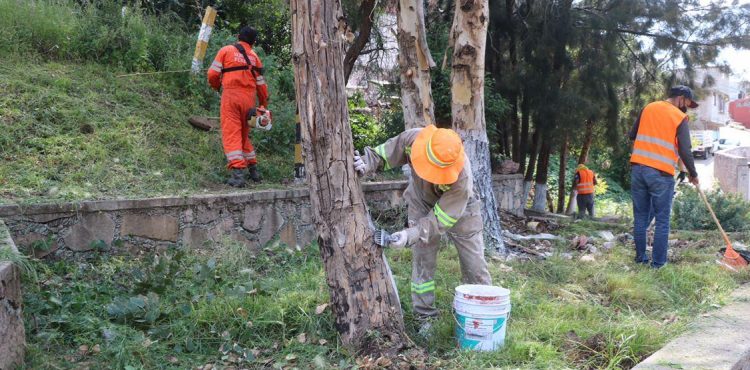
[
  {"left": 672, "top": 187, "right": 750, "bottom": 231},
  {"left": 348, "top": 93, "right": 389, "bottom": 151}
]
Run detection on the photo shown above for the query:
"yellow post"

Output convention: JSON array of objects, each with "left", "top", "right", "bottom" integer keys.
[
  {"left": 191, "top": 6, "right": 218, "bottom": 74},
  {"left": 294, "top": 109, "right": 305, "bottom": 182}
]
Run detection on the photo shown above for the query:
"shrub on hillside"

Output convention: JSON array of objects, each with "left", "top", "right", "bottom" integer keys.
[{"left": 672, "top": 187, "right": 750, "bottom": 231}]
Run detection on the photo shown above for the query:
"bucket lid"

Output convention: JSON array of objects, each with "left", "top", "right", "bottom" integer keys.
[{"left": 455, "top": 284, "right": 510, "bottom": 302}]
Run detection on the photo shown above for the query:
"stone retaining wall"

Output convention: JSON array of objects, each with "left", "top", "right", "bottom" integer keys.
[
  {"left": 0, "top": 220, "right": 24, "bottom": 368},
  {"left": 1, "top": 175, "right": 524, "bottom": 257},
  {"left": 714, "top": 147, "right": 750, "bottom": 200}
]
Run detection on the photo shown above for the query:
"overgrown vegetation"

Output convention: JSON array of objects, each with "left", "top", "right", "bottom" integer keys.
[
  {"left": 21, "top": 219, "right": 750, "bottom": 369},
  {"left": 673, "top": 187, "right": 750, "bottom": 232}
]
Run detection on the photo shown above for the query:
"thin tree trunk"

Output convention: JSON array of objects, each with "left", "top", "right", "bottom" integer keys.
[
  {"left": 448, "top": 0, "right": 505, "bottom": 254},
  {"left": 565, "top": 119, "right": 594, "bottom": 214},
  {"left": 519, "top": 92, "right": 530, "bottom": 174},
  {"left": 291, "top": 0, "right": 406, "bottom": 354},
  {"left": 532, "top": 136, "right": 551, "bottom": 212},
  {"left": 507, "top": 0, "right": 520, "bottom": 163},
  {"left": 578, "top": 119, "right": 594, "bottom": 164},
  {"left": 398, "top": 0, "right": 436, "bottom": 129},
  {"left": 343, "top": 0, "right": 377, "bottom": 82},
  {"left": 557, "top": 135, "right": 568, "bottom": 213},
  {"left": 523, "top": 128, "right": 539, "bottom": 205}
]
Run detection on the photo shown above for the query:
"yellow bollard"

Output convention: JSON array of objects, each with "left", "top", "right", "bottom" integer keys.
[
  {"left": 294, "top": 109, "right": 305, "bottom": 182},
  {"left": 191, "top": 6, "right": 218, "bottom": 74}
]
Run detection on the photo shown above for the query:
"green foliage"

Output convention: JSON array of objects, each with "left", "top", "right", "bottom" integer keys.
[
  {"left": 22, "top": 218, "right": 750, "bottom": 369},
  {"left": 673, "top": 187, "right": 750, "bottom": 232},
  {"left": 106, "top": 293, "right": 162, "bottom": 325},
  {"left": 348, "top": 93, "right": 388, "bottom": 151}
]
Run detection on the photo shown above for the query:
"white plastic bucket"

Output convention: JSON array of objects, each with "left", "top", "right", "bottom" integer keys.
[{"left": 454, "top": 284, "right": 511, "bottom": 351}]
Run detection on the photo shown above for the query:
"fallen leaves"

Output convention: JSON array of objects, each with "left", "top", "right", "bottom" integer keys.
[{"left": 315, "top": 303, "right": 329, "bottom": 315}]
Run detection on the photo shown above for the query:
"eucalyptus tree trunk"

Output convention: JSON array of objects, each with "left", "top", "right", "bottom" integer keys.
[
  {"left": 532, "top": 137, "right": 551, "bottom": 212},
  {"left": 398, "top": 0, "right": 436, "bottom": 129},
  {"left": 556, "top": 135, "right": 568, "bottom": 213},
  {"left": 448, "top": 0, "right": 505, "bottom": 254},
  {"left": 290, "top": 0, "right": 406, "bottom": 354},
  {"left": 523, "top": 128, "right": 540, "bottom": 205}
]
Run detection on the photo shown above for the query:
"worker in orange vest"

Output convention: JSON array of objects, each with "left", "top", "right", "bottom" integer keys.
[
  {"left": 573, "top": 163, "right": 597, "bottom": 219},
  {"left": 629, "top": 85, "right": 699, "bottom": 268},
  {"left": 207, "top": 26, "right": 270, "bottom": 187}
]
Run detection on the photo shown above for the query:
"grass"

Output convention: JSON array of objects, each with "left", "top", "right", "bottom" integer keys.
[
  {"left": 0, "top": 55, "right": 298, "bottom": 205},
  {"left": 20, "top": 220, "right": 750, "bottom": 369}
]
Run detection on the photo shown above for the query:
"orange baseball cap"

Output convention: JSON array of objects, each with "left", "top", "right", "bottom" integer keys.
[{"left": 410, "top": 125, "right": 465, "bottom": 184}]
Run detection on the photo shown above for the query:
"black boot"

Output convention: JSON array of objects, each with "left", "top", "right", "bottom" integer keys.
[
  {"left": 247, "top": 164, "right": 262, "bottom": 183},
  {"left": 227, "top": 168, "right": 247, "bottom": 188}
]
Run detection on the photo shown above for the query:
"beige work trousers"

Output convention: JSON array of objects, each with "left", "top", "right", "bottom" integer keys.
[{"left": 408, "top": 196, "right": 492, "bottom": 318}]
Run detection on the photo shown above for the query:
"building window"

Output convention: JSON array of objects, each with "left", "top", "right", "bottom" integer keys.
[{"left": 719, "top": 95, "right": 726, "bottom": 113}]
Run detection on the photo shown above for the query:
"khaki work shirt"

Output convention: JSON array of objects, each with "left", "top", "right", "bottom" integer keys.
[{"left": 362, "top": 129, "right": 479, "bottom": 240}]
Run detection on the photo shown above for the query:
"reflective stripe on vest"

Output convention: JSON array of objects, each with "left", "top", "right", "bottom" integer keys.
[
  {"left": 630, "top": 101, "right": 685, "bottom": 175},
  {"left": 576, "top": 169, "right": 595, "bottom": 195}
]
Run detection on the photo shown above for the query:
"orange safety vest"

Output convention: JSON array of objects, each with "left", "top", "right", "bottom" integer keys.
[
  {"left": 576, "top": 168, "right": 595, "bottom": 195},
  {"left": 630, "top": 101, "right": 686, "bottom": 175}
]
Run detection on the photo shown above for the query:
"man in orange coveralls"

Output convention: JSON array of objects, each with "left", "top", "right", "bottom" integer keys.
[{"left": 208, "top": 26, "right": 269, "bottom": 187}]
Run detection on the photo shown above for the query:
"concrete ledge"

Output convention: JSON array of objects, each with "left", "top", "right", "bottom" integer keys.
[
  {"left": 634, "top": 284, "right": 750, "bottom": 370},
  {"left": 2, "top": 176, "right": 524, "bottom": 255},
  {"left": 0, "top": 220, "right": 25, "bottom": 368}
]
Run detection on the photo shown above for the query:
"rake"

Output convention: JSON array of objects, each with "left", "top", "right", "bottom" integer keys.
[{"left": 696, "top": 187, "right": 748, "bottom": 271}]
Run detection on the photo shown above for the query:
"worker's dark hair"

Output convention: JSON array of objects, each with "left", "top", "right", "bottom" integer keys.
[{"left": 238, "top": 26, "right": 258, "bottom": 45}]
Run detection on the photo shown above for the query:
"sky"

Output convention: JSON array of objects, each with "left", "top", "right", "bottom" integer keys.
[
  {"left": 703, "top": 0, "right": 750, "bottom": 82},
  {"left": 717, "top": 47, "right": 750, "bottom": 82}
]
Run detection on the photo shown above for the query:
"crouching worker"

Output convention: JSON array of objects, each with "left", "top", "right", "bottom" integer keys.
[{"left": 353, "top": 125, "right": 492, "bottom": 336}]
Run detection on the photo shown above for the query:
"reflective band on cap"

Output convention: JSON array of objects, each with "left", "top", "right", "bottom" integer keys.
[
  {"left": 411, "top": 280, "right": 435, "bottom": 294},
  {"left": 426, "top": 136, "right": 452, "bottom": 168},
  {"left": 434, "top": 203, "right": 457, "bottom": 228}
]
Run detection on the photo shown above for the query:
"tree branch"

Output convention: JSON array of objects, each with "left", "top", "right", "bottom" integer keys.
[
  {"left": 577, "top": 25, "right": 749, "bottom": 47},
  {"left": 344, "top": 0, "right": 378, "bottom": 82}
]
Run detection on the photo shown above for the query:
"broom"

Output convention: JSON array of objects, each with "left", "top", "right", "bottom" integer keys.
[{"left": 696, "top": 187, "right": 748, "bottom": 271}]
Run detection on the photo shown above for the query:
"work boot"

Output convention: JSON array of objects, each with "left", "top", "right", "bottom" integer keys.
[
  {"left": 247, "top": 164, "right": 262, "bottom": 183},
  {"left": 227, "top": 168, "right": 247, "bottom": 188}
]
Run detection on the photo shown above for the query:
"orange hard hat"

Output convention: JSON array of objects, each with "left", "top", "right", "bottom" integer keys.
[{"left": 410, "top": 125, "right": 465, "bottom": 184}]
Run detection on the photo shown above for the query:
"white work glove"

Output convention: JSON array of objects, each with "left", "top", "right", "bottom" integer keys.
[
  {"left": 389, "top": 227, "right": 419, "bottom": 249},
  {"left": 354, "top": 150, "right": 367, "bottom": 176}
]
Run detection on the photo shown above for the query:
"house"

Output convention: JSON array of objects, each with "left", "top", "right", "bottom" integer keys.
[{"left": 690, "top": 67, "right": 744, "bottom": 130}]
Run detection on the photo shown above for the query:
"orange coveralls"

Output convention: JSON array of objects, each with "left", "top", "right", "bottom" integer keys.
[{"left": 207, "top": 41, "right": 269, "bottom": 169}]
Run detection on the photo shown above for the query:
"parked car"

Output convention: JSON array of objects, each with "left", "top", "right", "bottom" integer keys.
[{"left": 717, "top": 138, "right": 741, "bottom": 151}]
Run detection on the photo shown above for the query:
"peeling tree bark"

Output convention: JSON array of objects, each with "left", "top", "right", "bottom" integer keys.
[
  {"left": 448, "top": 0, "right": 505, "bottom": 254},
  {"left": 398, "top": 0, "right": 436, "bottom": 129},
  {"left": 291, "top": 0, "right": 407, "bottom": 354}
]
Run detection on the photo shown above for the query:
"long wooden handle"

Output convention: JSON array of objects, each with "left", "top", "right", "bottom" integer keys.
[{"left": 697, "top": 186, "right": 733, "bottom": 248}]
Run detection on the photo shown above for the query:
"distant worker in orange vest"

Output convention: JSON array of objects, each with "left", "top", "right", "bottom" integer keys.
[
  {"left": 208, "top": 26, "right": 270, "bottom": 187},
  {"left": 572, "top": 164, "right": 597, "bottom": 219},
  {"left": 629, "top": 85, "right": 699, "bottom": 268}
]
